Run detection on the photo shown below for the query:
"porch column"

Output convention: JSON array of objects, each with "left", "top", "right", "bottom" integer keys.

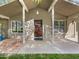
[
  {"left": 22, "top": 7, "right": 26, "bottom": 44},
  {"left": 19, "top": 0, "right": 29, "bottom": 43},
  {"left": 48, "top": 0, "right": 58, "bottom": 39},
  {"left": 48, "top": 0, "right": 58, "bottom": 40},
  {"left": 52, "top": 8, "right": 55, "bottom": 39},
  {"left": 49, "top": 0, "right": 58, "bottom": 39}
]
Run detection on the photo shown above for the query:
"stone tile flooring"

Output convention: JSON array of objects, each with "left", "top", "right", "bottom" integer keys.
[
  {"left": 1, "top": 38, "right": 79, "bottom": 54},
  {"left": 13, "top": 38, "right": 79, "bottom": 54},
  {"left": 52, "top": 39, "right": 79, "bottom": 54}
]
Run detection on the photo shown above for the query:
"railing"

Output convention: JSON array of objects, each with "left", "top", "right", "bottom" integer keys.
[{"left": 0, "top": 0, "right": 15, "bottom": 6}]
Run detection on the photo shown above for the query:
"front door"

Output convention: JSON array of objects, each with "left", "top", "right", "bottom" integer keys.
[{"left": 34, "top": 20, "right": 43, "bottom": 40}]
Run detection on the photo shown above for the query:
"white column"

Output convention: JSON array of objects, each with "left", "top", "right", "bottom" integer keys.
[
  {"left": 23, "top": 7, "right": 26, "bottom": 44},
  {"left": 52, "top": 8, "right": 55, "bottom": 40},
  {"left": 48, "top": 0, "right": 58, "bottom": 40},
  {"left": 19, "top": 0, "right": 29, "bottom": 43}
]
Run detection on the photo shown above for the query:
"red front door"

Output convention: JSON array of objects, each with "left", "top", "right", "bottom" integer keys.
[{"left": 34, "top": 20, "right": 43, "bottom": 40}]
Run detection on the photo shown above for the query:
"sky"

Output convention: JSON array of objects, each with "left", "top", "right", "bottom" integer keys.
[{"left": 70, "top": 0, "right": 79, "bottom": 3}]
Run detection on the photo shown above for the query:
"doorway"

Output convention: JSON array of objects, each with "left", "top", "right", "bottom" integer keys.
[{"left": 34, "top": 20, "right": 43, "bottom": 40}]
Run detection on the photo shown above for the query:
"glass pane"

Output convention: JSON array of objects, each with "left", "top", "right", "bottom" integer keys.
[
  {"left": 17, "top": 21, "right": 23, "bottom": 33},
  {"left": 60, "top": 21, "right": 64, "bottom": 32},
  {"left": 12, "top": 21, "right": 23, "bottom": 33},
  {"left": 54, "top": 21, "right": 59, "bottom": 33},
  {"left": 54, "top": 21, "right": 65, "bottom": 33},
  {"left": 60, "top": 21, "right": 64, "bottom": 27},
  {"left": 54, "top": 21, "right": 58, "bottom": 26},
  {"left": 60, "top": 26, "right": 64, "bottom": 32},
  {"left": 12, "top": 21, "right": 17, "bottom": 32}
]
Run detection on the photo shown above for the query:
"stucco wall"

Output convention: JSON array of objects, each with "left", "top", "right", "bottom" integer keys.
[
  {"left": 27, "top": 8, "right": 51, "bottom": 25},
  {"left": 55, "top": 12, "right": 66, "bottom": 20},
  {"left": 11, "top": 12, "right": 22, "bottom": 20},
  {"left": 11, "top": 8, "right": 52, "bottom": 40},
  {"left": 65, "top": 13, "right": 79, "bottom": 42},
  {"left": 11, "top": 8, "right": 68, "bottom": 40},
  {"left": 27, "top": 8, "right": 52, "bottom": 40}
]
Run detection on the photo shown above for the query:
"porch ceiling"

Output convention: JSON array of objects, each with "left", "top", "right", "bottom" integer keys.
[
  {"left": 55, "top": 0, "right": 79, "bottom": 16},
  {"left": 0, "top": 0, "right": 22, "bottom": 17},
  {"left": 0, "top": 0, "right": 53, "bottom": 17},
  {"left": 0, "top": 0, "right": 79, "bottom": 18},
  {"left": 24, "top": 0, "right": 53, "bottom": 10}
]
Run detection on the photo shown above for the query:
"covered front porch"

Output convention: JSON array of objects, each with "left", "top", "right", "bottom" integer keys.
[{"left": 0, "top": 0, "right": 79, "bottom": 53}]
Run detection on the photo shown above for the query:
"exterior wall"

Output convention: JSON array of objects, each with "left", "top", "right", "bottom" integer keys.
[
  {"left": 10, "top": 8, "right": 67, "bottom": 40},
  {"left": 0, "top": 18, "right": 8, "bottom": 38},
  {"left": 27, "top": 8, "right": 52, "bottom": 40},
  {"left": 11, "top": 8, "right": 52, "bottom": 40},
  {"left": 27, "top": 8, "right": 51, "bottom": 25},
  {"left": 55, "top": 13, "right": 66, "bottom": 20},
  {"left": 11, "top": 12, "right": 22, "bottom": 20},
  {"left": 10, "top": 8, "right": 69, "bottom": 41},
  {"left": 65, "top": 13, "right": 79, "bottom": 42}
]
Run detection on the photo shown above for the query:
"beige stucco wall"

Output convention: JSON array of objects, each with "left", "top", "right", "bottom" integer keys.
[
  {"left": 11, "top": 12, "right": 22, "bottom": 20},
  {"left": 65, "top": 13, "right": 79, "bottom": 42},
  {"left": 27, "top": 8, "right": 51, "bottom": 25},
  {"left": 28, "top": 8, "right": 52, "bottom": 40},
  {"left": 10, "top": 8, "right": 68, "bottom": 40},
  {"left": 11, "top": 8, "right": 66, "bottom": 26},
  {"left": 11, "top": 8, "right": 52, "bottom": 40},
  {"left": 55, "top": 13, "right": 66, "bottom": 20},
  {"left": 10, "top": 8, "right": 69, "bottom": 41}
]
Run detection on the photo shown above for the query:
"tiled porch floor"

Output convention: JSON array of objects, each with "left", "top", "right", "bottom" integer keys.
[
  {"left": 12, "top": 39, "right": 79, "bottom": 54},
  {"left": 1, "top": 38, "right": 79, "bottom": 54}
]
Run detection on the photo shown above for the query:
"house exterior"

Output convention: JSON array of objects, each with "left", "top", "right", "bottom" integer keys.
[{"left": 0, "top": 0, "right": 79, "bottom": 53}]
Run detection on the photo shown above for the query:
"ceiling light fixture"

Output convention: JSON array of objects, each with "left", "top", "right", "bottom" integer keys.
[
  {"left": 36, "top": 10, "right": 39, "bottom": 15},
  {"left": 32, "top": 0, "right": 42, "bottom": 15}
]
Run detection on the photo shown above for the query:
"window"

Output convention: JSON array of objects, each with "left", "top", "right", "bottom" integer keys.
[
  {"left": 11, "top": 20, "right": 23, "bottom": 33},
  {"left": 54, "top": 20, "right": 65, "bottom": 33}
]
